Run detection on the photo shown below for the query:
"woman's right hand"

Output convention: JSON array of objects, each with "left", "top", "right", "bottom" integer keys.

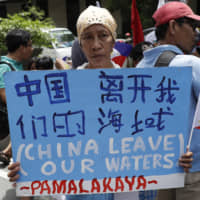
[{"left": 7, "top": 161, "right": 20, "bottom": 182}]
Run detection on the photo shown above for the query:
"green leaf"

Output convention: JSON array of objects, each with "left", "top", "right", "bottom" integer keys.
[{"left": 0, "top": 5, "right": 55, "bottom": 55}]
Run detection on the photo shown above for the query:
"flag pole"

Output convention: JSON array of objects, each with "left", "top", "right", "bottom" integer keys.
[
  {"left": 187, "top": 93, "right": 200, "bottom": 149},
  {"left": 96, "top": 1, "right": 101, "bottom": 7}
]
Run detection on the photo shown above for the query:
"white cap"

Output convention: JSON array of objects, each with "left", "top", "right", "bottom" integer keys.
[{"left": 76, "top": 6, "right": 117, "bottom": 42}]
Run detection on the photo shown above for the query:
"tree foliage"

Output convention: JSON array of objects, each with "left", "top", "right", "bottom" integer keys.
[
  {"left": 0, "top": 5, "right": 55, "bottom": 55},
  {"left": 136, "top": 0, "right": 158, "bottom": 29}
]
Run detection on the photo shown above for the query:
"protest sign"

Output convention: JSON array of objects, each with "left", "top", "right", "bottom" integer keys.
[{"left": 4, "top": 67, "right": 192, "bottom": 196}]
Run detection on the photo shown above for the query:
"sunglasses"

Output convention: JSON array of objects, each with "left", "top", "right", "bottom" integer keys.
[
  {"left": 175, "top": 17, "right": 199, "bottom": 31},
  {"left": 184, "top": 19, "right": 199, "bottom": 31}
]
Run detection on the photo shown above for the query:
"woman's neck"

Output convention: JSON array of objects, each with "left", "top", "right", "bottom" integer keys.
[{"left": 87, "top": 61, "right": 114, "bottom": 69}]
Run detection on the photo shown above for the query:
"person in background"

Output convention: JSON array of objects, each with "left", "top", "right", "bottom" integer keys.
[
  {"left": 193, "top": 45, "right": 200, "bottom": 57},
  {"left": 0, "top": 29, "right": 33, "bottom": 164},
  {"left": 27, "top": 56, "right": 37, "bottom": 70},
  {"left": 136, "top": 2, "right": 200, "bottom": 200},
  {"left": 192, "top": 28, "right": 200, "bottom": 58},
  {"left": 129, "top": 41, "right": 153, "bottom": 67},
  {"left": 71, "top": 38, "right": 87, "bottom": 69},
  {"left": 0, "top": 29, "right": 33, "bottom": 200},
  {"left": 28, "top": 56, "right": 66, "bottom": 71},
  {"left": 35, "top": 56, "right": 54, "bottom": 70}
]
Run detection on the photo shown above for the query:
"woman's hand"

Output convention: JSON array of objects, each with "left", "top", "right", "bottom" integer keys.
[
  {"left": 7, "top": 161, "right": 20, "bottom": 182},
  {"left": 179, "top": 146, "right": 193, "bottom": 173}
]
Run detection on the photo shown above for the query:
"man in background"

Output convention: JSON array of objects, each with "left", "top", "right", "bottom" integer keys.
[
  {"left": 0, "top": 29, "right": 33, "bottom": 200},
  {"left": 137, "top": 2, "right": 200, "bottom": 200}
]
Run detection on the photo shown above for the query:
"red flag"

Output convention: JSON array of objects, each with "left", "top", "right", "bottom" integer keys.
[{"left": 131, "top": 0, "right": 144, "bottom": 46}]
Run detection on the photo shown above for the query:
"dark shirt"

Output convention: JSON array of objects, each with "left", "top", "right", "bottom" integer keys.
[{"left": 71, "top": 39, "right": 87, "bottom": 69}]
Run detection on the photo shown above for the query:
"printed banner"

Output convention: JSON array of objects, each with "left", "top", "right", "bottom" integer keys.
[{"left": 4, "top": 67, "right": 192, "bottom": 196}]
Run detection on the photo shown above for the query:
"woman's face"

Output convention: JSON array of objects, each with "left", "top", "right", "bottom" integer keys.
[{"left": 80, "top": 24, "right": 115, "bottom": 68}]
